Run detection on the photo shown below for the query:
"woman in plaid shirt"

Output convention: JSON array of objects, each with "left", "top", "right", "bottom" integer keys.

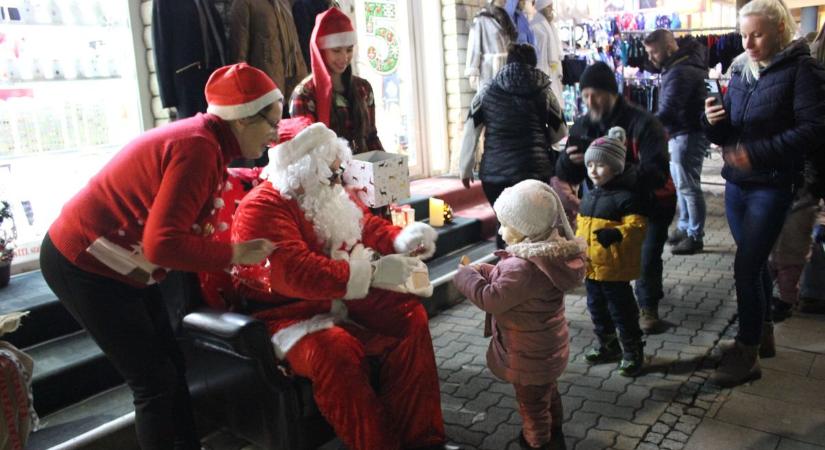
[{"left": 289, "top": 7, "right": 383, "bottom": 155}]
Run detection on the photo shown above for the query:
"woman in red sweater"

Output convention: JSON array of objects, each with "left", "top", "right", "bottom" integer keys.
[{"left": 39, "top": 63, "right": 279, "bottom": 450}]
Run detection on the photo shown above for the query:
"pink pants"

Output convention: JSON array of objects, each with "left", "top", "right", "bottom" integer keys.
[{"left": 513, "top": 382, "right": 563, "bottom": 448}]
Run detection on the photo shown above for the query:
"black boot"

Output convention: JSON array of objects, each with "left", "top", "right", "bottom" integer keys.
[
  {"left": 671, "top": 236, "right": 703, "bottom": 255},
  {"left": 772, "top": 296, "right": 793, "bottom": 323},
  {"left": 667, "top": 228, "right": 687, "bottom": 245}
]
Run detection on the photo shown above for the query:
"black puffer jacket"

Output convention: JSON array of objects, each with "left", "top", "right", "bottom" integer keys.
[
  {"left": 473, "top": 62, "right": 566, "bottom": 184},
  {"left": 657, "top": 38, "right": 708, "bottom": 137},
  {"left": 703, "top": 39, "right": 825, "bottom": 190}
]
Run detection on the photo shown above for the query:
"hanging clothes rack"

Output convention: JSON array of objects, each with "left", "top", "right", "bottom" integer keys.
[{"left": 620, "top": 27, "right": 738, "bottom": 35}]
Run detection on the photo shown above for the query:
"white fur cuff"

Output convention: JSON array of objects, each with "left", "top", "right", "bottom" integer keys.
[
  {"left": 393, "top": 222, "right": 438, "bottom": 258},
  {"left": 344, "top": 259, "right": 372, "bottom": 300}
]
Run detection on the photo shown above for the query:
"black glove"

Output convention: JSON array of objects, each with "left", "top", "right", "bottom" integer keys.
[{"left": 594, "top": 228, "right": 623, "bottom": 248}]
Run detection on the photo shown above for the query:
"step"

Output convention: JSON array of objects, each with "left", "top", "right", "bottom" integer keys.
[
  {"left": 0, "top": 271, "right": 80, "bottom": 349},
  {"left": 430, "top": 216, "right": 482, "bottom": 260},
  {"left": 27, "top": 330, "right": 122, "bottom": 416},
  {"left": 410, "top": 176, "right": 488, "bottom": 213},
  {"left": 27, "top": 384, "right": 136, "bottom": 450},
  {"left": 421, "top": 239, "right": 497, "bottom": 316}
]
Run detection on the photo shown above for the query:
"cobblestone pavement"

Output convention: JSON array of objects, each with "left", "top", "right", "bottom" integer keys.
[{"left": 431, "top": 191, "right": 738, "bottom": 450}]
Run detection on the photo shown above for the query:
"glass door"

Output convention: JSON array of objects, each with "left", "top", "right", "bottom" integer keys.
[{"left": 0, "top": 0, "right": 142, "bottom": 270}]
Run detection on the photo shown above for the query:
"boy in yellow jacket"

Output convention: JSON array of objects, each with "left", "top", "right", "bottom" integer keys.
[{"left": 576, "top": 127, "right": 648, "bottom": 376}]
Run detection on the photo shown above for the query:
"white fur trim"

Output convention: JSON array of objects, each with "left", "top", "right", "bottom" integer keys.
[
  {"left": 272, "top": 122, "right": 340, "bottom": 169},
  {"left": 318, "top": 31, "right": 357, "bottom": 49},
  {"left": 207, "top": 88, "right": 284, "bottom": 121},
  {"left": 344, "top": 259, "right": 372, "bottom": 300},
  {"left": 507, "top": 235, "right": 587, "bottom": 259},
  {"left": 393, "top": 222, "right": 438, "bottom": 259},
  {"left": 270, "top": 300, "right": 349, "bottom": 359}
]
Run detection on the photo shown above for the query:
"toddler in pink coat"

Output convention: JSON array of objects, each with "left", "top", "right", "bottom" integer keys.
[{"left": 454, "top": 179, "right": 586, "bottom": 450}]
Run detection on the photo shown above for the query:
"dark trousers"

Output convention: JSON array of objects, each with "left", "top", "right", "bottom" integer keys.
[
  {"left": 725, "top": 182, "right": 793, "bottom": 346},
  {"left": 635, "top": 204, "right": 676, "bottom": 311},
  {"left": 585, "top": 279, "right": 643, "bottom": 355},
  {"left": 482, "top": 181, "right": 514, "bottom": 249},
  {"left": 39, "top": 234, "right": 199, "bottom": 450}
]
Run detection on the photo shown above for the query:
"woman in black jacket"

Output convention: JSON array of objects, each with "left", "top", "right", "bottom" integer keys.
[
  {"left": 703, "top": 0, "right": 825, "bottom": 387},
  {"left": 459, "top": 43, "right": 567, "bottom": 248}
]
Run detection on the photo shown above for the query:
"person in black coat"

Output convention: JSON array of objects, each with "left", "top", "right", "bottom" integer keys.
[
  {"left": 292, "top": 0, "right": 333, "bottom": 67},
  {"left": 555, "top": 62, "right": 675, "bottom": 335},
  {"left": 703, "top": 0, "right": 825, "bottom": 388},
  {"left": 152, "top": 0, "right": 227, "bottom": 119},
  {"left": 459, "top": 43, "right": 567, "bottom": 248},
  {"left": 644, "top": 30, "right": 710, "bottom": 256}
]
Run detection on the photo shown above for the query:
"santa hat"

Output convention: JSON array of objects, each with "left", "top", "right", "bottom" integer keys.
[
  {"left": 276, "top": 116, "right": 315, "bottom": 144},
  {"left": 272, "top": 122, "right": 349, "bottom": 169},
  {"left": 310, "top": 8, "right": 357, "bottom": 126},
  {"left": 205, "top": 63, "right": 283, "bottom": 121},
  {"left": 493, "top": 179, "right": 575, "bottom": 242}
]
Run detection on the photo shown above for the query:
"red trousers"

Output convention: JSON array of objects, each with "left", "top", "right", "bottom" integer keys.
[
  {"left": 514, "top": 382, "right": 563, "bottom": 448},
  {"left": 285, "top": 292, "right": 445, "bottom": 450}
]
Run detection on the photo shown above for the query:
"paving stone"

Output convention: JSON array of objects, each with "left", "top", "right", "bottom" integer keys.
[
  {"left": 659, "top": 412, "right": 678, "bottom": 425},
  {"left": 568, "top": 385, "right": 618, "bottom": 404},
  {"left": 597, "top": 417, "right": 649, "bottom": 438},
  {"left": 463, "top": 391, "right": 503, "bottom": 414},
  {"left": 478, "top": 422, "right": 520, "bottom": 450},
  {"left": 668, "top": 430, "right": 690, "bottom": 442},
  {"left": 661, "top": 438, "right": 686, "bottom": 449},
  {"left": 440, "top": 351, "right": 476, "bottom": 370},
  {"left": 436, "top": 340, "right": 469, "bottom": 359},
  {"left": 601, "top": 375, "right": 634, "bottom": 393},
  {"left": 644, "top": 432, "right": 664, "bottom": 444},
  {"left": 569, "top": 375, "right": 605, "bottom": 389},
  {"left": 613, "top": 435, "right": 641, "bottom": 450},
  {"left": 561, "top": 396, "right": 585, "bottom": 421},
  {"left": 674, "top": 421, "right": 697, "bottom": 435},
  {"left": 452, "top": 375, "right": 494, "bottom": 400},
  {"left": 580, "top": 401, "right": 634, "bottom": 421},
  {"left": 444, "top": 423, "right": 487, "bottom": 448},
  {"left": 469, "top": 405, "right": 510, "bottom": 432},
  {"left": 575, "top": 429, "right": 617, "bottom": 450},
  {"left": 715, "top": 391, "right": 825, "bottom": 445},
  {"left": 565, "top": 411, "right": 600, "bottom": 439},
  {"left": 652, "top": 422, "right": 671, "bottom": 434},
  {"left": 684, "top": 418, "right": 780, "bottom": 450},
  {"left": 433, "top": 331, "right": 462, "bottom": 348},
  {"left": 616, "top": 385, "right": 650, "bottom": 409},
  {"left": 651, "top": 387, "right": 679, "bottom": 402},
  {"left": 633, "top": 399, "right": 669, "bottom": 426},
  {"left": 777, "top": 438, "right": 825, "bottom": 450},
  {"left": 638, "top": 443, "right": 662, "bottom": 450},
  {"left": 680, "top": 414, "right": 701, "bottom": 425}
]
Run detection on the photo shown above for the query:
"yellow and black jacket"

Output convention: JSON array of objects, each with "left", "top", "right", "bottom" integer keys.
[{"left": 575, "top": 168, "right": 648, "bottom": 281}]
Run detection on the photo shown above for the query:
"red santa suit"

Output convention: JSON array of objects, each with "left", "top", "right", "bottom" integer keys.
[{"left": 229, "top": 122, "right": 445, "bottom": 450}]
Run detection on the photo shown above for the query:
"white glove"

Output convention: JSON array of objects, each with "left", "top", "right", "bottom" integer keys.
[
  {"left": 371, "top": 254, "right": 420, "bottom": 289},
  {"left": 393, "top": 222, "right": 438, "bottom": 259}
]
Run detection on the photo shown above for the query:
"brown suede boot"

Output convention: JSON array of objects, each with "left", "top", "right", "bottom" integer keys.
[
  {"left": 711, "top": 341, "right": 761, "bottom": 388},
  {"left": 639, "top": 308, "right": 663, "bottom": 335},
  {"left": 760, "top": 322, "right": 776, "bottom": 358}
]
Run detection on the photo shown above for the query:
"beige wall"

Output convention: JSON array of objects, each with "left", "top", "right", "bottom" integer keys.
[{"left": 139, "top": 1, "right": 170, "bottom": 128}]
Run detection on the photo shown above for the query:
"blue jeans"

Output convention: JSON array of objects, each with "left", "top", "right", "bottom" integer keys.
[
  {"left": 801, "top": 228, "right": 825, "bottom": 301},
  {"left": 725, "top": 182, "right": 793, "bottom": 346},
  {"left": 635, "top": 205, "right": 676, "bottom": 311},
  {"left": 586, "top": 279, "right": 643, "bottom": 354},
  {"left": 669, "top": 133, "right": 709, "bottom": 238}
]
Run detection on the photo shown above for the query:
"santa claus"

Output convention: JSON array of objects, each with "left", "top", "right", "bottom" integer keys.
[{"left": 230, "top": 120, "right": 456, "bottom": 450}]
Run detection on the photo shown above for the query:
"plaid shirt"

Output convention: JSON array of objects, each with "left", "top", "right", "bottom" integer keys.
[{"left": 289, "top": 75, "right": 383, "bottom": 154}]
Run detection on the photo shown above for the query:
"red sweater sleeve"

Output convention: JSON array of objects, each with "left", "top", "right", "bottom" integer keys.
[
  {"left": 233, "top": 185, "right": 351, "bottom": 301},
  {"left": 142, "top": 139, "right": 233, "bottom": 271}
]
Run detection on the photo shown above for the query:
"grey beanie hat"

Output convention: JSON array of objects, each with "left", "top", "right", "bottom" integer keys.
[{"left": 584, "top": 126, "right": 627, "bottom": 175}]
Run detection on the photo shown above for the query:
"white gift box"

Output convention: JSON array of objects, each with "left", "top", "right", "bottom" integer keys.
[{"left": 343, "top": 151, "right": 410, "bottom": 208}]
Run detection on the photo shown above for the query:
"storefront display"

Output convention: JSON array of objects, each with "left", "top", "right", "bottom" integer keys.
[{"left": 0, "top": 0, "right": 141, "bottom": 269}]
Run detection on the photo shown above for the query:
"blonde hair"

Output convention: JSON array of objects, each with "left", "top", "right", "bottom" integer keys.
[{"left": 737, "top": 0, "right": 797, "bottom": 83}]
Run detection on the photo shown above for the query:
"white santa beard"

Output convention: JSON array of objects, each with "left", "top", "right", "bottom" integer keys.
[{"left": 298, "top": 183, "right": 364, "bottom": 255}]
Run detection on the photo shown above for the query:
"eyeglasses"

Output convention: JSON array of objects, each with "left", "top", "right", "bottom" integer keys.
[
  {"left": 257, "top": 112, "right": 279, "bottom": 131},
  {"left": 328, "top": 165, "right": 346, "bottom": 184}
]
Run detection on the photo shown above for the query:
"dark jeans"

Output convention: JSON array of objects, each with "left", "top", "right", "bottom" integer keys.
[
  {"left": 482, "top": 181, "right": 514, "bottom": 249},
  {"left": 39, "top": 234, "right": 199, "bottom": 450},
  {"left": 585, "top": 279, "right": 643, "bottom": 355},
  {"left": 725, "top": 182, "right": 793, "bottom": 346},
  {"left": 635, "top": 204, "right": 676, "bottom": 311}
]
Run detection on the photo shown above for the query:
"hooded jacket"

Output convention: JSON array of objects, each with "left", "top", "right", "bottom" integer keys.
[
  {"left": 575, "top": 167, "right": 648, "bottom": 282},
  {"left": 657, "top": 38, "right": 708, "bottom": 137},
  {"left": 703, "top": 39, "right": 825, "bottom": 190},
  {"left": 469, "top": 62, "right": 567, "bottom": 185},
  {"left": 454, "top": 235, "right": 586, "bottom": 386}
]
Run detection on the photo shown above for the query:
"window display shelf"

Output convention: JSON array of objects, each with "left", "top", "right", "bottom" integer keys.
[
  {"left": 0, "top": 75, "right": 122, "bottom": 86},
  {"left": 0, "top": 21, "right": 124, "bottom": 29}
]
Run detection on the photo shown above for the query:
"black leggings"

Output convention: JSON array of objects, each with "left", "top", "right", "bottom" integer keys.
[
  {"left": 39, "top": 234, "right": 199, "bottom": 450},
  {"left": 482, "top": 181, "right": 514, "bottom": 249}
]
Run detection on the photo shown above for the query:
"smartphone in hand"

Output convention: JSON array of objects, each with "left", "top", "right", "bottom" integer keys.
[{"left": 705, "top": 79, "right": 725, "bottom": 109}]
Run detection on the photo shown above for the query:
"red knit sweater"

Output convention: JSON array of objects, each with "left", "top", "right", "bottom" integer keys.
[{"left": 48, "top": 113, "right": 240, "bottom": 286}]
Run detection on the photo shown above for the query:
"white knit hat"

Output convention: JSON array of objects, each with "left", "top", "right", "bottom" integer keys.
[
  {"left": 535, "top": 0, "right": 553, "bottom": 12},
  {"left": 584, "top": 126, "right": 627, "bottom": 175},
  {"left": 493, "top": 179, "right": 575, "bottom": 241}
]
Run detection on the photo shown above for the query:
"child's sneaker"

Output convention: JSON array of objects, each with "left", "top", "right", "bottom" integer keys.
[
  {"left": 618, "top": 342, "right": 645, "bottom": 377},
  {"left": 584, "top": 335, "right": 622, "bottom": 364}
]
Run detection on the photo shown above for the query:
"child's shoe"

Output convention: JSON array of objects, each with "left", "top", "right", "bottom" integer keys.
[
  {"left": 584, "top": 334, "right": 622, "bottom": 364},
  {"left": 618, "top": 341, "right": 645, "bottom": 377}
]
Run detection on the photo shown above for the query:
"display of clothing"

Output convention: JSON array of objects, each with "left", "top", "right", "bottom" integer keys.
[
  {"left": 505, "top": 0, "right": 535, "bottom": 45},
  {"left": 623, "top": 80, "right": 659, "bottom": 113},
  {"left": 530, "top": 12, "right": 564, "bottom": 104},
  {"left": 152, "top": 0, "right": 228, "bottom": 118},
  {"left": 229, "top": 0, "right": 308, "bottom": 104},
  {"left": 465, "top": 5, "right": 516, "bottom": 91},
  {"left": 561, "top": 55, "right": 587, "bottom": 86}
]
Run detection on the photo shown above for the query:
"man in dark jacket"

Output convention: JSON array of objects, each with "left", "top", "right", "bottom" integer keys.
[
  {"left": 556, "top": 62, "right": 675, "bottom": 334},
  {"left": 644, "top": 30, "right": 709, "bottom": 257}
]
